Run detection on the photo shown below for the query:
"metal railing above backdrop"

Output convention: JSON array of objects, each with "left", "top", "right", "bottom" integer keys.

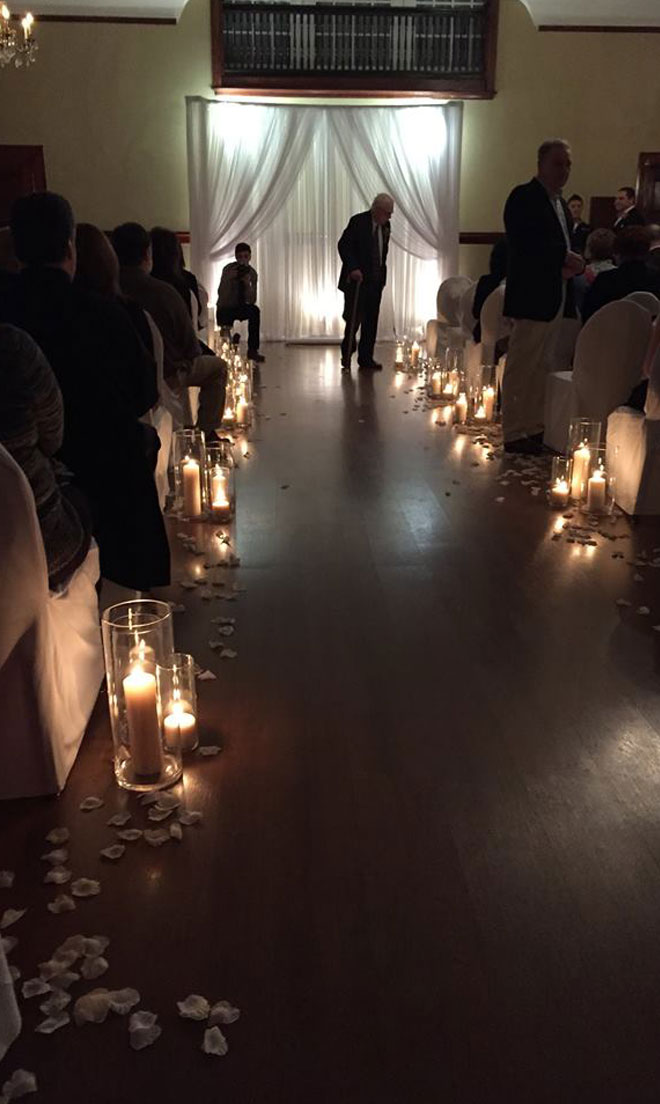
[{"left": 212, "top": 0, "right": 499, "bottom": 96}]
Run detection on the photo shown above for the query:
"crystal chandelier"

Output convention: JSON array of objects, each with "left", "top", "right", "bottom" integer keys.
[{"left": 0, "top": 5, "right": 37, "bottom": 68}]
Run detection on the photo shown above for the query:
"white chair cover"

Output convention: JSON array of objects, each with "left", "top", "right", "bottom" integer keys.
[
  {"left": 0, "top": 445, "right": 103, "bottom": 799},
  {"left": 436, "top": 276, "right": 473, "bottom": 327},
  {"left": 544, "top": 301, "right": 651, "bottom": 452},
  {"left": 606, "top": 339, "right": 660, "bottom": 516},
  {"left": 457, "top": 282, "right": 477, "bottom": 340},
  {"left": 0, "top": 938, "right": 20, "bottom": 1062},
  {"left": 142, "top": 311, "right": 185, "bottom": 507},
  {"left": 479, "top": 284, "right": 512, "bottom": 368},
  {"left": 625, "top": 291, "right": 660, "bottom": 319}
]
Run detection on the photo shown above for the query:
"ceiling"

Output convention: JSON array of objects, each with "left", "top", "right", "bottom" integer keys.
[
  {"left": 31, "top": 0, "right": 189, "bottom": 21},
  {"left": 519, "top": 0, "right": 660, "bottom": 29}
]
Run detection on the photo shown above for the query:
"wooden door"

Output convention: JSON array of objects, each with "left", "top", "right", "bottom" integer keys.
[
  {"left": 0, "top": 145, "right": 46, "bottom": 226},
  {"left": 637, "top": 152, "right": 660, "bottom": 224}
]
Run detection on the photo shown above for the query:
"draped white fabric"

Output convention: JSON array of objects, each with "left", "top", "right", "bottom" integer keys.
[{"left": 187, "top": 97, "right": 462, "bottom": 341}]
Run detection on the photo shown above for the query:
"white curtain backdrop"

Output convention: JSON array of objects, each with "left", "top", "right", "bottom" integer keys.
[{"left": 187, "top": 97, "right": 462, "bottom": 341}]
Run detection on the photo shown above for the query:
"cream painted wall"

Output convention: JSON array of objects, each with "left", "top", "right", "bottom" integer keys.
[{"left": 1, "top": 0, "right": 660, "bottom": 278}]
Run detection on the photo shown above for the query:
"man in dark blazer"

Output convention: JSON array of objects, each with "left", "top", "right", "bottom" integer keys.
[
  {"left": 567, "top": 193, "right": 591, "bottom": 255},
  {"left": 582, "top": 226, "right": 659, "bottom": 323},
  {"left": 613, "top": 187, "right": 645, "bottom": 231},
  {"left": 338, "top": 194, "right": 393, "bottom": 371},
  {"left": 502, "top": 139, "right": 584, "bottom": 454}
]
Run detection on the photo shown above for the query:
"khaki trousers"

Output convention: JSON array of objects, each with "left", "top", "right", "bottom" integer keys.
[
  {"left": 180, "top": 355, "right": 227, "bottom": 436},
  {"left": 501, "top": 307, "right": 564, "bottom": 443}
]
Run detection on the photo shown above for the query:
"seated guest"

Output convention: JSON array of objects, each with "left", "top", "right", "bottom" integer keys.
[
  {"left": 582, "top": 227, "right": 660, "bottom": 324},
  {"left": 113, "top": 222, "right": 227, "bottom": 437},
  {"left": 613, "top": 187, "right": 645, "bottom": 230},
  {"left": 216, "top": 243, "right": 265, "bottom": 363},
  {"left": 0, "top": 324, "right": 91, "bottom": 590},
  {"left": 472, "top": 237, "right": 507, "bottom": 343},
  {"left": 583, "top": 228, "right": 616, "bottom": 284},
  {"left": 150, "top": 226, "right": 209, "bottom": 345},
  {"left": 567, "top": 194, "right": 591, "bottom": 255},
  {"left": 646, "top": 224, "right": 660, "bottom": 277},
  {"left": 3, "top": 192, "right": 170, "bottom": 591},
  {"left": 74, "top": 223, "right": 158, "bottom": 415}
]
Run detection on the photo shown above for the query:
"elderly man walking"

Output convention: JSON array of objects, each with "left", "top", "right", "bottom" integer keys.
[
  {"left": 502, "top": 140, "right": 584, "bottom": 454},
  {"left": 338, "top": 194, "right": 394, "bottom": 372}
]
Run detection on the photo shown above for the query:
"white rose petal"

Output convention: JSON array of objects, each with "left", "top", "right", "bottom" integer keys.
[
  {"left": 100, "top": 845, "right": 125, "bottom": 862},
  {"left": 73, "top": 989, "right": 111, "bottom": 1026},
  {"left": 49, "top": 971, "right": 80, "bottom": 991},
  {"left": 22, "top": 978, "right": 52, "bottom": 999},
  {"left": 106, "top": 813, "right": 132, "bottom": 827},
  {"left": 71, "top": 879, "right": 100, "bottom": 898},
  {"left": 208, "top": 1000, "right": 241, "bottom": 1026},
  {"left": 1, "top": 936, "right": 17, "bottom": 954},
  {"left": 0, "top": 871, "right": 14, "bottom": 889},
  {"left": 41, "top": 849, "right": 69, "bottom": 866},
  {"left": 144, "top": 829, "right": 170, "bottom": 847},
  {"left": 202, "top": 1026, "right": 229, "bottom": 1056},
  {"left": 47, "top": 894, "right": 76, "bottom": 916},
  {"left": 83, "top": 936, "right": 109, "bottom": 958},
  {"left": 40, "top": 991, "right": 71, "bottom": 1016},
  {"left": 44, "top": 867, "right": 71, "bottom": 885},
  {"left": 35, "top": 1011, "right": 70, "bottom": 1034},
  {"left": 116, "top": 829, "right": 143, "bottom": 842},
  {"left": 54, "top": 935, "right": 86, "bottom": 959},
  {"left": 147, "top": 807, "right": 174, "bottom": 823},
  {"left": 169, "top": 822, "right": 183, "bottom": 841},
  {"left": 0, "top": 909, "right": 26, "bottom": 931},
  {"left": 79, "top": 797, "right": 104, "bottom": 812},
  {"left": 1, "top": 1069, "right": 37, "bottom": 1098},
  {"left": 197, "top": 746, "right": 221, "bottom": 758},
  {"left": 177, "top": 994, "right": 210, "bottom": 1020},
  {"left": 46, "top": 828, "right": 70, "bottom": 845},
  {"left": 108, "top": 988, "right": 140, "bottom": 1015},
  {"left": 177, "top": 811, "right": 202, "bottom": 827},
  {"left": 154, "top": 794, "right": 180, "bottom": 811}
]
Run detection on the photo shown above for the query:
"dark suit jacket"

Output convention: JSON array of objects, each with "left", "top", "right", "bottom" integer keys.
[
  {"left": 571, "top": 220, "right": 591, "bottom": 255},
  {"left": 503, "top": 178, "right": 575, "bottom": 322},
  {"left": 338, "top": 211, "right": 391, "bottom": 293},
  {"left": 582, "top": 259, "right": 660, "bottom": 323},
  {"left": 614, "top": 207, "right": 646, "bottom": 230}
]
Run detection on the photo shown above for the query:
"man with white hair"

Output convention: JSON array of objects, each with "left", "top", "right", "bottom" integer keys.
[
  {"left": 338, "top": 193, "right": 394, "bottom": 371},
  {"left": 502, "top": 139, "right": 584, "bottom": 454}
]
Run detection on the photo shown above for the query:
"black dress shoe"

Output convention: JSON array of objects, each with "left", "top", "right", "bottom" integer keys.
[
  {"left": 249, "top": 351, "right": 265, "bottom": 363},
  {"left": 504, "top": 438, "right": 543, "bottom": 456},
  {"left": 358, "top": 361, "right": 383, "bottom": 371}
]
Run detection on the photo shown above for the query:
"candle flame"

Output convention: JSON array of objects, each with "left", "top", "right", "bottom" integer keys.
[{"left": 1, "top": 5, "right": 9, "bottom": 18}]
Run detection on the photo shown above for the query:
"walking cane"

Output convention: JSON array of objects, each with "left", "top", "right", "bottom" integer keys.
[{"left": 343, "top": 279, "right": 361, "bottom": 372}]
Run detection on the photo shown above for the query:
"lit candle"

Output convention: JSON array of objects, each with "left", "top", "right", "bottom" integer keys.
[
  {"left": 455, "top": 393, "right": 468, "bottom": 424},
  {"left": 21, "top": 11, "right": 33, "bottom": 37},
  {"left": 431, "top": 371, "right": 442, "bottom": 397},
  {"left": 411, "top": 342, "right": 420, "bottom": 368},
  {"left": 483, "top": 386, "right": 496, "bottom": 422},
  {"left": 236, "top": 398, "right": 248, "bottom": 426},
  {"left": 586, "top": 464, "right": 607, "bottom": 512},
  {"left": 474, "top": 403, "right": 487, "bottom": 422},
  {"left": 443, "top": 381, "right": 454, "bottom": 397},
  {"left": 211, "top": 466, "right": 231, "bottom": 520},
  {"left": 550, "top": 478, "right": 570, "bottom": 509},
  {"left": 123, "top": 664, "right": 163, "bottom": 777},
  {"left": 395, "top": 345, "right": 404, "bottom": 365},
  {"left": 223, "top": 406, "right": 235, "bottom": 426},
  {"left": 182, "top": 456, "right": 202, "bottom": 517},
  {"left": 129, "top": 637, "right": 155, "bottom": 670},
  {"left": 571, "top": 443, "right": 590, "bottom": 500},
  {"left": 163, "top": 701, "right": 198, "bottom": 752}
]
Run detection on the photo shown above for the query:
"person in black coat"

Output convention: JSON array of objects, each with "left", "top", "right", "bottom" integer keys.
[
  {"left": 567, "top": 193, "right": 591, "bottom": 255},
  {"left": 613, "top": 187, "right": 646, "bottom": 231},
  {"left": 472, "top": 237, "right": 508, "bottom": 343},
  {"left": 582, "top": 226, "right": 660, "bottom": 323},
  {"left": 502, "top": 139, "right": 584, "bottom": 454},
  {"left": 337, "top": 194, "right": 393, "bottom": 371},
  {"left": 2, "top": 192, "right": 170, "bottom": 592}
]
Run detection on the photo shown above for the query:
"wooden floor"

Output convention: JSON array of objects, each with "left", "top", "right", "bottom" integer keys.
[{"left": 4, "top": 344, "right": 660, "bottom": 1103}]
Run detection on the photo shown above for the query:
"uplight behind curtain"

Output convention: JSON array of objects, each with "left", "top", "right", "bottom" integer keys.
[{"left": 187, "top": 97, "right": 462, "bottom": 341}]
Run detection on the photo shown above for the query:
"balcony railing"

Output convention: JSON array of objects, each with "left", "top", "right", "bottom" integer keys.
[{"left": 212, "top": 0, "right": 499, "bottom": 96}]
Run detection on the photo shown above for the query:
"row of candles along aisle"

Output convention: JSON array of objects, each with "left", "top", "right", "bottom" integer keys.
[
  {"left": 175, "top": 334, "right": 255, "bottom": 521},
  {"left": 395, "top": 340, "right": 498, "bottom": 425},
  {"left": 103, "top": 603, "right": 198, "bottom": 792}
]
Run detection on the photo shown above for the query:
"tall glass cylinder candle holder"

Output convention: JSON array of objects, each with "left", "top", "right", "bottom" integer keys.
[
  {"left": 102, "top": 600, "right": 181, "bottom": 791},
  {"left": 206, "top": 441, "right": 236, "bottom": 522},
  {"left": 172, "top": 429, "right": 207, "bottom": 519},
  {"left": 157, "top": 652, "right": 198, "bottom": 754},
  {"left": 549, "top": 456, "right": 573, "bottom": 509},
  {"left": 580, "top": 446, "right": 614, "bottom": 516},
  {"left": 568, "top": 427, "right": 601, "bottom": 502}
]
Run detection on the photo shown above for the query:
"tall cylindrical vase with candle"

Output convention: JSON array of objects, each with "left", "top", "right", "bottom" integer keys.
[
  {"left": 579, "top": 446, "right": 614, "bottom": 516},
  {"left": 172, "top": 428, "right": 207, "bottom": 519},
  {"left": 102, "top": 600, "right": 181, "bottom": 791},
  {"left": 549, "top": 456, "right": 573, "bottom": 509},
  {"left": 205, "top": 441, "right": 236, "bottom": 522}
]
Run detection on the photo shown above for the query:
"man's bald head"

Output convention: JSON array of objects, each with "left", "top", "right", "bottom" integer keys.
[{"left": 372, "top": 194, "right": 394, "bottom": 225}]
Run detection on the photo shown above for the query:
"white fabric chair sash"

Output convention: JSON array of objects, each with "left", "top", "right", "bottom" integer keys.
[{"left": 0, "top": 445, "right": 104, "bottom": 799}]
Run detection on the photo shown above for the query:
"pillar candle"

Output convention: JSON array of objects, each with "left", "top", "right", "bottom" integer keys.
[
  {"left": 163, "top": 704, "right": 198, "bottom": 752},
  {"left": 431, "top": 372, "right": 442, "bottom": 396},
  {"left": 395, "top": 345, "right": 404, "bottom": 365},
  {"left": 182, "top": 457, "right": 202, "bottom": 517},
  {"left": 571, "top": 444, "right": 590, "bottom": 500},
  {"left": 123, "top": 665, "right": 163, "bottom": 776},
  {"left": 551, "top": 479, "right": 570, "bottom": 509},
  {"left": 236, "top": 399, "right": 248, "bottom": 426},
  {"left": 455, "top": 393, "right": 468, "bottom": 424},
  {"left": 411, "top": 342, "right": 420, "bottom": 368},
  {"left": 483, "top": 386, "right": 496, "bottom": 422},
  {"left": 586, "top": 467, "right": 607, "bottom": 512},
  {"left": 474, "top": 403, "right": 487, "bottom": 422}
]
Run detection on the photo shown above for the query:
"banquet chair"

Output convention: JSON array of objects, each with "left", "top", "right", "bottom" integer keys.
[
  {"left": 0, "top": 445, "right": 104, "bottom": 799},
  {"left": 142, "top": 313, "right": 186, "bottom": 509},
  {"left": 0, "top": 939, "right": 20, "bottom": 1062},
  {"left": 607, "top": 345, "right": 660, "bottom": 515},
  {"left": 479, "top": 284, "right": 513, "bottom": 389},
  {"left": 543, "top": 300, "right": 651, "bottom": 453},
  {"left": 624, "top": 291, "right": 660, "bottom": 319},
  {"left": 426, "top": 276, "right": 473, "bottom": 358}
]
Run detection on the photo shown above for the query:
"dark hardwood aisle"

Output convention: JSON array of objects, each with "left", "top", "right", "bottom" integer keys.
[{"left": 4, "top": 344, "right": 660, "bottom": 1103}]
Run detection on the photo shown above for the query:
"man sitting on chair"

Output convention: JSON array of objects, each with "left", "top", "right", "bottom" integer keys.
[
  {"left": 216, "top": 243, "right": 264, "bottom": 363},
  {"left": 338, "top": 194, "right": 394, "bottom": 372}
]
